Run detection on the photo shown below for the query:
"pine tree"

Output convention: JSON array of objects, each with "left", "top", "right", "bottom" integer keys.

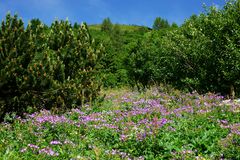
[
  {"left": 101, "top": 17, "right": 113, "bottom": 32},
  {"left": 152, "top": 17, "right": 170, "bottom": 30}
]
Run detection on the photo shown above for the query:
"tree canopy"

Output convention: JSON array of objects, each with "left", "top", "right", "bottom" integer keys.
[
  {"left": 152, "top": 17, "right": 170, "bottom": 30},
  {"left": 101, "top": 17, "right": 113, "bottom": 32}
]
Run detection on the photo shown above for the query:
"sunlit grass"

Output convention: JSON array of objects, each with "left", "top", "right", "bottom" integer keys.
[{"left": 89, "top": 24, "right": 147, "bottom": 32}]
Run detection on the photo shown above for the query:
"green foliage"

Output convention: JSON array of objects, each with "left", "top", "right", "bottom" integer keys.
[
  {"left": 101, "top": 17, "right": 113, "bottom": 33},
  {"left": 90, "top": 22, "right": 148, "bottom": 88},
  {"left": 1, "top": 0, "right": 239, "bottom": 121},
  {"left": 0, "top": 87, "right": 239, "bottom": 159},
  {"left": 171, "top": 22, "right": 178, "bottom": 28},
  {"left": 0, "top": 14, "right": 104, "bottom": 118},
  {"left": 176, "top": 0, "right": 240, "bottom": 95},
  {"left": 152, "top": 17, "right": 170, "bottom": 30},
  {"left": 127, "top": 0, "right": 240, "bottom": 96},
  {"left": 90, "top": 24, "right": 150, "bottom": 32}
]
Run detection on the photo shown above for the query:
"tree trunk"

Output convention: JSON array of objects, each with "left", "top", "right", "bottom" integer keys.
[{"left": 229, "top": 84, "right": 235, "bottom": 100}]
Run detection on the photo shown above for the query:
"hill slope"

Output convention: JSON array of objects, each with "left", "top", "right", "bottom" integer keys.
[{"left": 89, "top": 24, "right": 151, "bottom": 32}]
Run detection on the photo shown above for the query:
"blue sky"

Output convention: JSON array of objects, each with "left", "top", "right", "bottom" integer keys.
[{"left": 0, "top": 0, "right": 226, "bottom": 27}]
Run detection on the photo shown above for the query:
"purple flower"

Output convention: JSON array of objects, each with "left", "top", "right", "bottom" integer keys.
[
  {"left": 71, "top": 108, "right": 85, "bottom": 115},
  {"left": 35, "top": 114, "right": 71, "bottom": 124},
  {"left": 20, "top": 148, "right": 27, "bottom": 153},
  {"left": 133, "top": 99, "right": 146, "bottom": 105},
  {"left": 181, "top": 150, "right": 193, "bottom": 154},
  {"left": 168, "top": 126, "right": 176, "bottom": 132},
  {"left": 50, "top": 140, "right": 62, "bottom": 145},
  {"left": 197, "top": 109, "right": 210, "bottom": 114},
  {"left": 111, "top": 149, "right": 117, "bottom": 155},
  {"left": 64, "top": 139, "right": 75, "bottom": 146},
  {"left": 98, "top": 123, "right": 119, "bottom": 129},
  {"left": 120, "top": 134, "right": 127, "bottom": 141},
  {"left": 136, "top": 132, "right": 147, "bottom": 141},
  {"left": 27, "top": 144, "right": 39, "bottom": 149},
  {"left": 151, "top": 117, "right": 168, "bottom": 128},
  {"left": 220, "top": 120, "right": 228, "bottom": 125},
  {"left": 39, "top": 147, "right": 59, "bottom": 156},
  {"left": 161, "top": 118, "right": 168, "bottom": 124},
  {"left": 234, "top": 130, "right": 240, "bottom": 135}
]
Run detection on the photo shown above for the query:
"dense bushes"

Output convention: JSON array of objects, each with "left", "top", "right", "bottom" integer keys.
[
  {"left": 91, "top": 23, "right": 148, "bottom": 88},
  {"left": 0, "top": 14, "right": 104, "bottom": 119},
  {"left": 0, "top": 0, "right": 239, "bottom": 119},
  {"left": 127, "top": 0, "right": 240, "bottom": 96}
]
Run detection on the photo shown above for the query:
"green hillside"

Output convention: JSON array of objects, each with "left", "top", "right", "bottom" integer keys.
[{"left": 89, "top": 24, "right": 151, "bottom": 32}]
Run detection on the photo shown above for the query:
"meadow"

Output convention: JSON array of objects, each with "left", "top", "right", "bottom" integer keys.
[
  {"left": 1, "top": 1, "right": 240, "bottom": 159},
  {"left": 0, "top": 87, "right": 239, "bottom": 159}
]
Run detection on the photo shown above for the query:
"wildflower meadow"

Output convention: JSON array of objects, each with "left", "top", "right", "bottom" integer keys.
[{"left": 1, "top": 87, "right": 239, "bottom": 159}]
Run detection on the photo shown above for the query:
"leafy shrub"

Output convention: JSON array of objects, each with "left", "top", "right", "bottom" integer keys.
[{"left": 126, "top": 0, "right": 240, "bottom": 96}]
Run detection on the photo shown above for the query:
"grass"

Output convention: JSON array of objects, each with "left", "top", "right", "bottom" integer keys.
[
  {"left": 89, "top": 24, "right": 149, "bottom": 32},
  {"left": 0, "top": 87, "right": 239, "bottom": 159}
]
